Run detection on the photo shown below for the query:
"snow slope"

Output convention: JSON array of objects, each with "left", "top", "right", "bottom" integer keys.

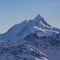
[{"left": 25, "top": 33, "right": 60, "bottom": 60}]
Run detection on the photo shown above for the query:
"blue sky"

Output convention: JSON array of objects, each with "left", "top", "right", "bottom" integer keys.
[{"left": 0, "top": 0, "right": 60, "bottom": 34}]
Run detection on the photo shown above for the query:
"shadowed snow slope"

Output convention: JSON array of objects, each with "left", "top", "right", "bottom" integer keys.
[
  {"left": 25, "top": 33, "right": 60, "bottom": 60},
  {"left": 0, "top": 40, "right": 48, "bottom": 60}
]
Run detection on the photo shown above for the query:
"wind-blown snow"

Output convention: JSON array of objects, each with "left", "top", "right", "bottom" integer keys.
[
  {"left": 34, "top": 26, "right": 59, "bottom": 34},
  {"left": 40, "top": 21, "right": 52, "bottom": 28},
  {"left": 33, "top": 26, "right": 46, "bottom": 32}
]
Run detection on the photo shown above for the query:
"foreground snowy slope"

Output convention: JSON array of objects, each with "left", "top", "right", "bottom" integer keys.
[
  {"left": 0, "top": 40, "right": 48, "bottom": 60},
  {"left": 25, "top": 33, "right": 60, "bottom": 60},
  {"left": 0, "top": 33, "right": 60, "bottom": 60}
]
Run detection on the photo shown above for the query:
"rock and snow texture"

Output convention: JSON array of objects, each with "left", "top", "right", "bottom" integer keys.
[
  {"left": 0, "top": 14, "right": 60, "bottom": 60},
  {"left": 25, "top": 33, "right": 60, "bottom": 60},
  {"left": 0, "top": 40, "right": 48, "bottom": 60}
]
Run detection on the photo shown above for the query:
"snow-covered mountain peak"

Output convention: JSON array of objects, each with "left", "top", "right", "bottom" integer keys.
[
  {"left": 34, "top": 14, "right": 42, "bottom": 21},
  {"left": 34, "top": 14, "right": 51, "bottom": 27},
  {"left": 0, "top": 14, "right": 60, "bottom": 60},
  {"left": 0, "top": 14, "right": 60, "bottom": 41}
]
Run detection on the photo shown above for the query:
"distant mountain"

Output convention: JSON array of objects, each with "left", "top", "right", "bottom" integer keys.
[
  {"left": 0, "top": 14, "right": 60, "bottom": 60},
  {"left": 0, "top": 14, "right": 60, "bottom": 41}
]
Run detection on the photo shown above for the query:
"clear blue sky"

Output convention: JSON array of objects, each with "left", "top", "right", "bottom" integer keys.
[{"left": 0, "top": 0, "right": 60, "bottom": 34}]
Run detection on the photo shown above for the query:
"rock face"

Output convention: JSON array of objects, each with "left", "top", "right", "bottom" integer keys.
[
  {"left": 25, "top": 33, "right": 60, "bottom": 60},
  {"left": 0, "top": 14, "right": 60, "bottom": 60},
  {"left": 0, "top": 40, "right": 48, "bottom": 60}
]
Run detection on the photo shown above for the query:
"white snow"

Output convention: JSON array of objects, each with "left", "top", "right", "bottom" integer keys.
[
  {"left": 35, "top": 58, "right": 42, "bottom": 60},
  {"left": 28, "top": 45, "right": 34, "bottom": 51},
  {"left": 33, "top": 26, "right": 46, "bottom": 32},
  {"left": 40, "top": 21, "right": 52, "bottom": 28},
  {"left": 42, "top": 57, "right": 48, "bottom": 60},
  {"left": 33, "top": 26, "right": 59, "bottom": 34}
]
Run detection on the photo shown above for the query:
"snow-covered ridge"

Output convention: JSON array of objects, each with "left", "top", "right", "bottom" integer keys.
[{"left": 0, "top": 14, "right": 60, "bottom": 41}]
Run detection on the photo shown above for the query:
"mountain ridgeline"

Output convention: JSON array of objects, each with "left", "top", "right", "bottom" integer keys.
[
  {"left": 0, "top": 14, "right": 60, "bottom": 41},
  {"left": 0, "top": 14, "right": 60, "bottom": 60}
]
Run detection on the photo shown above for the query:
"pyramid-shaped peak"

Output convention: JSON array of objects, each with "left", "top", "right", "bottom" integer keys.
[
  {"left": 36, "top": 14, "right": 42, "bottom": 17},
  {"left": 34, "top": 14, "right": 42, "bottom": 21}
]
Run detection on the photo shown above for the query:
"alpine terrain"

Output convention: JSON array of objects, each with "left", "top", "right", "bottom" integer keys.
[{"left": 0, "top": 14, "right": 60, "bottom": 60}]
